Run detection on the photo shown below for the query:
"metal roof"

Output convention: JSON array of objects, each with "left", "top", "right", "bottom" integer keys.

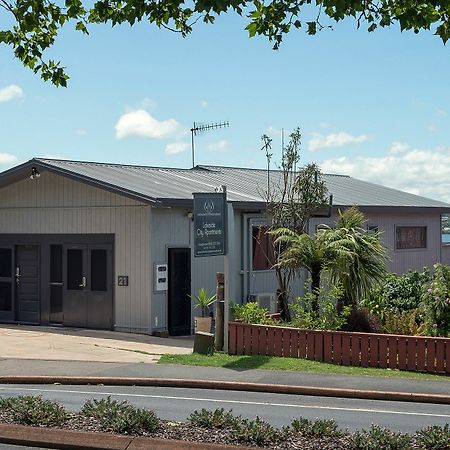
[{"left": 1, "top": 158, "right": 449, "bottom": 209}]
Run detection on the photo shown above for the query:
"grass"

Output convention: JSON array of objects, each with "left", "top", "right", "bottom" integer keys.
[{"left": 158, "top": 353, "right": 450, "bottom": 381}]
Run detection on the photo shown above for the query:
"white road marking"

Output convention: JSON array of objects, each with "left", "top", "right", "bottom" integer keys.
[{"left": 1, "top": 386, "right": 449, "bottom": 419}]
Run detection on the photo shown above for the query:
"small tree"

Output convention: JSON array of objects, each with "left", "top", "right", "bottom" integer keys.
[{"left": 259, "top": 128, "right": 328, "bottom": 320}]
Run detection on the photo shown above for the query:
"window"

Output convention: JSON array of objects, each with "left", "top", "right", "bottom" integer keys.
[
  {"left": 252, "top": 226, "right": 275, "bottom": 270},
  {"left": 396, "top": 226, "right": 427, "bottom": 250},
  {"left": 367, "top": 225, "right": 379, "bottom": 234}
]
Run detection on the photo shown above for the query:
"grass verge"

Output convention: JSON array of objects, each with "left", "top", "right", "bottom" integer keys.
[{"left": 158, "top": 353, "right": 450, "bottom": 381}]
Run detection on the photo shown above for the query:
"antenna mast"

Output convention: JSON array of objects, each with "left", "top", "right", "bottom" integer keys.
[{"left": 191, "top": 121, "right": 230, "bottom": 168}]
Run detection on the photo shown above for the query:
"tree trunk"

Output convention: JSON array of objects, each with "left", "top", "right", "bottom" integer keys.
[{"left": 311, "top": 269, "right": 321, "bottom": 315}]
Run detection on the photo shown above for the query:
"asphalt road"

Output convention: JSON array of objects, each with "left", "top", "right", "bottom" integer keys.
[{"left": 1, "top": 384, "right": 449, "bottom": 436}]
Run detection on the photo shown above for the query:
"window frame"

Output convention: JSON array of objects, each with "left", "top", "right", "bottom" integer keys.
[
  {"left": 251, "top": 224, "right": 276, "bottom": 272},
  {"left": 395, "top": 225, "right": 427, "bottom": 251}
]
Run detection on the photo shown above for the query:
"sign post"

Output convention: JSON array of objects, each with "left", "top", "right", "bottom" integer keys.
[
  {"left": 193, "top": 192, "right": 227, "bottom": 257},
  {"left": 193, "top": 189, "right": 228, "bottom": 351}
]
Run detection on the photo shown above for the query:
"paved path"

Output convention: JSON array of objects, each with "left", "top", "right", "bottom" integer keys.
[{"left": 0, "top": 325, "right": 192, "bottom": 363}]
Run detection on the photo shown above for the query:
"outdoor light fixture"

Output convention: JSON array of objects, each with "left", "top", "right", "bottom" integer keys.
[{"left": 29, "top": 167, "right": 40, "bottom": 180}]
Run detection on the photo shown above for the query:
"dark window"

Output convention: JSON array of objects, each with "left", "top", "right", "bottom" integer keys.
[
  {"left": 252, "top": 226, "right": 275, "bottom": 270},
  {"left": 368, "top": 225, "right": 379, "bottom": 234},
  {"left": 0, "top": 249, "right": 12, "bottom": 278},
  {"left": 0, "top": 281, "right": 12, "bottom": 312},
  {"left": 50, "top": 245, "right": 62, "bottom": 283},
  {"left": 396, "top": 226, "right": 427, "bottom": 250},
  {"left": 50, "top": 285, "right": 63, "bottom": 316},
  {"left": 67, "top": 249, "right": 83, "bottom": 290},
  {"left": 91, "top": 249, "right": 107, "bottom": 292}
]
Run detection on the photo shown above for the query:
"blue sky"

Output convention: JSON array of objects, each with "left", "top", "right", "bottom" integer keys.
[{"left": 1, "top": 11, "right": 450, "bottom": 201}]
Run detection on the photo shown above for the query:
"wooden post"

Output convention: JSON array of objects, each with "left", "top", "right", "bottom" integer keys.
[{"left": 215, "top": 272, "right": 225, "bottom": 350}]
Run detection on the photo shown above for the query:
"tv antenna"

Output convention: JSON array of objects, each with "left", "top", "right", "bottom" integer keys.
[{"left": 191, "top": 121, "right": 229, "bottom": 168}]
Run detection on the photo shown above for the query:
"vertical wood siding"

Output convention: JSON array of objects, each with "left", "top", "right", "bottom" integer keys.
[
  {"left": 309, "top": 210, "right": 443, "bottom": 274},
  {"left": 0, "top": 171, "right": 151, "bottom": 333}
]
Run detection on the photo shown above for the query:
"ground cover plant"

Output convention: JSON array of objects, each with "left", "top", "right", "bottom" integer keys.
[{"left": 1, "top": 397, "right": 449, "bottom": 449}]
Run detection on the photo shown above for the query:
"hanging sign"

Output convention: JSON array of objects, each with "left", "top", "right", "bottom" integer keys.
[{"left": 193, "top": 192, "right": 227, "bottom": 257}]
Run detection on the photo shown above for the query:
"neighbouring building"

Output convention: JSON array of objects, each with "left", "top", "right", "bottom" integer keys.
[{"left": 0, "top": 158, "right": 448, "bottom": 335}]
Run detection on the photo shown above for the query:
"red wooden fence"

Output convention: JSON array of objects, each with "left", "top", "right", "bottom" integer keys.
[{"left": 228, "top": 322, "right": 450, "bottom": 374}]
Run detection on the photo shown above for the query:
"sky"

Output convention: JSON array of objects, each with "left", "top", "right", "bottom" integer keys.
[{"left": 2, "top": 9, "right": 450, "bottom": 202}]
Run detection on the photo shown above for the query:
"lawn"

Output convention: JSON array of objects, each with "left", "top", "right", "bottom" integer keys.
[{"left": 158, "top": 353, "right": 450, "bottom": 381}]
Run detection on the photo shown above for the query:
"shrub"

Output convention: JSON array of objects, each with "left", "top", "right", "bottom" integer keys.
[
  {"left": 415, "top": 424, "right": 450, "bottom": 450},
  {"left": 341, "top": 308, "right": 384, "bottom": 334},
  {"left": 231, "top": 302, "right": 274, "bottom": 325},
  {"left": 421, "top": 264, "right": 450, "bottom": 336},
  {"left": 290, "top": 417, "right": 341, "bottom": 437},
  {"left": 383, "top": 309, "right": 426, "bottom": 336},
  {"left": 290, "top": 283, "right": 351, "bottom": 331},
  {"left": 189, "top": 408, "right": 239, "bottom": 429},
  {"left": 350, "top": 424, "right": 413, "bottom": 450},
  {"left": 384, "top": 269, "right": 429, "bottom": 312},
  {"left": 81, "top": 396, "right": 159, "bottom": 434},
  {"left": 230, "top": 416, "right": 281, "bottom": 446},
  {"left": 0, "top": 395, "right": 67, "bottom": 426}
]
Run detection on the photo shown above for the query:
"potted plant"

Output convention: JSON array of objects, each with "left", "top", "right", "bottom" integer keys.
[{"left": 191, "top": 288, "right": 216, "bottom": 333}]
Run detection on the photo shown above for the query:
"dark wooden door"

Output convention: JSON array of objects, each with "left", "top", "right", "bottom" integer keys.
[
  {"left": 168, "top": 248, "right": 191, "bottom": 336},
  {"left": 0, "top": 246, "right": 14, "bottom": 322},
  {"left": 15, "top": 245, "right": 40, "bottom": 323}
]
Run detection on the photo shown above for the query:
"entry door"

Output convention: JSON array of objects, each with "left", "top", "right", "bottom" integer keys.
[
  {"left": 15, "top": 245, "right": 40, "bottom": 323},
  {"left": 168, "top": 248, "right": 191, "bottom": 336},
  {"left": 0, "top": 246, "right": 14, "bottom": 322},
  {"left": 63, "top": 244, "right": 113, "bottom": 329}
]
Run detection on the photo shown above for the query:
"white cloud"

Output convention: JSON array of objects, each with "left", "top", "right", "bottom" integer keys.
[
  {"left": 165, "top": 142, "right": 189, "bottom": 155},
  {"left": 0, "top": 84, "right": 23, "bottom": 102},
  {"left": 115, "top": 110, "right": 180, "bottom": 140},
  {"left": 436, "top": 109, "right": 447, "bottom": 117},
  {"left": 75, "top": 129, "right": 87, "bottom": 136},
  {"left": 319, "top": 122, "right": 331, "bottom": 129},
  {"left": 201, "top": 100, "right": 208, "bottom": 108},
  {"left": 308, "top": 131, "right": 370, "bottom": 152},
  {"left": 427, "top": 124, "right": 438, "bottom": 132},
  {"left": 207, "top": 139, "right": 228, "bottom": 151},
  {"left": 319, "top": 144, "right": 450, "bottom": 203},
  {"left": 266, "top": 126, "right": 282, "bottom": 137},
  {"left": 0, "top": 153, "right": 18, "bottom": 165},
  {"left": 389, "top": 141, "right": 409, "bottom": 154}
]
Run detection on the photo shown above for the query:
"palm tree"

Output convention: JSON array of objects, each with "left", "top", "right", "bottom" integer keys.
[
  {"left": 273, "top": 206, "right": 388, "bottom": 314},
  {"left": 325, "top": 207, "right": 389, "bottom": 309},
  {"left": 271, "top": 228, "right": 335, "bottom": 314}
]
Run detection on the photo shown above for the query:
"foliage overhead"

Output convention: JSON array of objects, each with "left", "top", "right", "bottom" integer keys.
[{"left": 2, "top": 1, "right": 450, "bottom": 86}]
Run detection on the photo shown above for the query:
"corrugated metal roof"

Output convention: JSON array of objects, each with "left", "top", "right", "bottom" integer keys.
[{"left": 21, "top": 158, "right": 450, "bottom": 209}]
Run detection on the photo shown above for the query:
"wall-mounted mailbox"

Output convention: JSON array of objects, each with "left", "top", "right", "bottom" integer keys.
[{"left": 155, "top": 264, "right": 168, "bottom": 291}]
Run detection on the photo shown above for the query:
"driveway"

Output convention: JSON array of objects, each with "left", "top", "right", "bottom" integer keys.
[{"left": 0, "top": 325, "right": 193, "bottom": 363}]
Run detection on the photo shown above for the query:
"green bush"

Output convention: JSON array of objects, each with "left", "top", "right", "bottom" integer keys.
[
  {"left": 290, "top": 417, "right": 341, "bottom": 437},
  {"left": 81, "top": 396, "right": 159, "bottom": 434},
  {"left": 290, "top": 283, "right": 350, "bottom": 331},
  {"left": 421, "top": 264, "right": 450, "bottom": 336},
  {"left": 230, "top": 416, "right": 281, "bottom": 446},
  {"left": 0, "top": 395, "right": 67, "bottom": 426},
  {"left": 362, "top": 269, "right": 429, "bottom": 323},
  {"left": 383, "top": 309, "right": 426, "bottom": 336},
  {"left": 231, "top": 302, "right": 274, "bottom": 325},
  {"left": 350, "top": 424, "right": 413, "bottom": 450},
  {"left": 415, "top": 424, "right": 450, "bottom": 450},
  {"left": 189, "top": 408, "right": 239, "bottom": 429}
]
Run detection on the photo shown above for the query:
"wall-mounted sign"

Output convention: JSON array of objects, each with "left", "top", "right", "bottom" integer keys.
[
  {"left": 118, "top": 275, "right": 129, "bottom": 286},
  {"left": 155, "top": 264, "right": 168, "bottom": 291},
  {"left": 193, "top": 192, "right": 227, "bottom": 257}
]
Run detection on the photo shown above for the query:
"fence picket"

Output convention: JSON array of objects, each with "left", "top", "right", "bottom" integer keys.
[{"left": 227, "top": 322, "right": 450, "bottom": 374}]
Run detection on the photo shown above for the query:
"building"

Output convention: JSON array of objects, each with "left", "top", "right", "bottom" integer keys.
[{"left": 0, "top": 158, "right": 448, "bottom": 334}]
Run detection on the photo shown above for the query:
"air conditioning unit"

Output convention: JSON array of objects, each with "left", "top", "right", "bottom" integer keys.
[{"left": 248, "top": 292, "right": 277, "bottom": 313}]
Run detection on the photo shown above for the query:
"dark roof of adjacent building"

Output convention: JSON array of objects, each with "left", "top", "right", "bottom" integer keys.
[{"left": 0, "top": 158, "right": 449, "bottom": 210}]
